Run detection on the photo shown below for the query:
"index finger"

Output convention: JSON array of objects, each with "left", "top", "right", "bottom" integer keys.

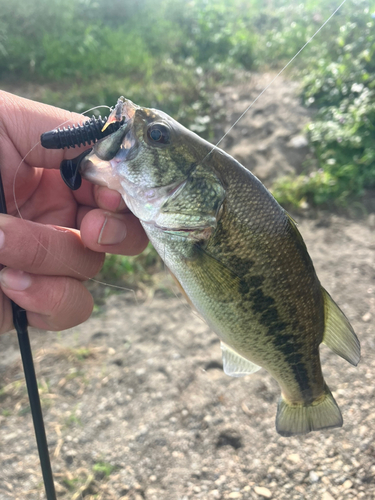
[{"left": 0, "top": 90, "right": 105, "bottom": 169}]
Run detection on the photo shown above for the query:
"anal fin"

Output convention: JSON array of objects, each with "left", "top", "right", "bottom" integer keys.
[
  {"left": 221, "top": 342, "right": 261, "bottom": 377},
  {"left": 322, "top": 288, "right": 360, "bottom": 366}
]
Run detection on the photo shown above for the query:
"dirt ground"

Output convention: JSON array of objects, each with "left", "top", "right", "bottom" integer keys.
[{"left": 0, "top": 74, "right": 374, "bottom": 500}]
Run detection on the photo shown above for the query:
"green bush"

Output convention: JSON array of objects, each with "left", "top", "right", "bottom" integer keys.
[
  {"left": 170, "top": 0, "right": 257, "bottom": 69},
  {"left": 0, "top": 0, "right": 258, "bottom": 139},
  {"left": 1, "top": 0, "right": 374, "bottom": 210},
  {"left": 0, "top": 0, "right": 257, "bottom": 80},
  {"left": 272, "top": 0, "right": 375, "bottom": 208},
  {"left": 100, "top": 244, "right": 162, "bottom": 286}
]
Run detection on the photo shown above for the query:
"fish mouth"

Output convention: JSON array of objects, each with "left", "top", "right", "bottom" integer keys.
[
  {"left": 78, "top": 100, "right": 139, "bottom": 191},
  {"left": 103, "top": 97, "right": 139, "bottom": 129}
]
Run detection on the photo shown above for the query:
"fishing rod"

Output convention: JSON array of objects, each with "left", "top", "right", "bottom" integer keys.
[
  {"left": 0, "top": 173, "right": 57, "bottom": 500},
  {"left": 4, "top": 0, "right": 348, "bottom": 490},
  {"left": 0, "top": 116, "right": 120, "bottom": 499}
]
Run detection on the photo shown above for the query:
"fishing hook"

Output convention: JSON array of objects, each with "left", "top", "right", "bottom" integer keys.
[
  {"left": 41, "top": 115, "right": 123, "bottom": 189},
  {"left": 0, "top": 116, "right": 119, "bottom": 499}
]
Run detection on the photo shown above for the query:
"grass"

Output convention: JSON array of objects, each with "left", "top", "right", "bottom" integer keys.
[
  {"left": 64, "top": 411, "right": 83, "bottom": 428},
  {"left": 0, "top": 0, "right": 373, "bottom": 297},
  {"left": 92, "top": 461, "right": 116, "bottom": 479},
  {"left": 0, "top": 379, "right": 26, "bottom": 403},
  {"left": 100, "top": 244, "right": 162, "bottom": 285},
  {"left": 62, "top": 477, "right": 80, "bottom": 491},
  {"left": 71, "top": 347, "right": 92, "bottom": 361},
  {"left": 0, "top": 338, "right": 125, "bottom": 499},
  {"left": 2, "top": 0, "right": 374, "bottom": 211}
]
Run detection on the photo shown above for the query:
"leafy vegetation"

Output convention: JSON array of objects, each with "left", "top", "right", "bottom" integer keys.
[
  {"left": 92, "top": 461, "right": 116, "bottom": 479},
  {"left": 1, "top": 0, "right": 373, "bottom": 209},
  {"left": 1, "top": 0, "right": 373, "bottom": 290},
  {"left": 0, "top": 0, "right": 373, "bottom": 296},
  {"left": 99, "top": 244, "right": 163, "bottom": 286},
  {"left": 0, "top": 0, "right": 261, "bottom": 138},
  {"left": 272, "top": 0, "right": 375, "bottom": 208}
]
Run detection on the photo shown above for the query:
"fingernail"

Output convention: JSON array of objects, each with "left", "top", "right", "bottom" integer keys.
[
  {"left": 0, "top": 229, "right": 4, "bottom": 249},
  {"left": 98, "top": 214, "right": 127, "bottom": 245},
  {"left": 0, "top": 269, "right": 32, "bottom": 291},
  {"left": 117, "top": 197, "right": 126, "bottom": 211}
]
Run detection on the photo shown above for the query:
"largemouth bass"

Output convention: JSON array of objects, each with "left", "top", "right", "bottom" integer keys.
[{"left": 79, "top": 97, "right": 360, "bottom": 437}]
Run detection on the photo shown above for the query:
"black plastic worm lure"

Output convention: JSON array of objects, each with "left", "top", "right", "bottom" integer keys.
[{"left": 41, "top": 115, "right": 123, "bottom": 190}]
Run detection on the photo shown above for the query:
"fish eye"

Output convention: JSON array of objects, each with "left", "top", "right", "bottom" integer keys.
[{"left": 147, "top": 123, "right": 170, "bottom": 145}]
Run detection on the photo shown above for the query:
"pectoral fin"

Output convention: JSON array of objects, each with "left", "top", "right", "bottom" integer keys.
[
  {"left": 186, "top": 245, "right": 243, "bottom": 304},
  {"left": 322, "top": 288, "right": 360, "bottom": 366},
  {"left": 168, "top": 268, "right": 196, "bottom": 310},
  {"left": 221, "top": 342, "right": 261, "bottom": 377}
]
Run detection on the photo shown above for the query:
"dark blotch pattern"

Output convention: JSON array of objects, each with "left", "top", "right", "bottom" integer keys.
[{"left": 238, "top": 272, "right": 312, "bottom": 398}]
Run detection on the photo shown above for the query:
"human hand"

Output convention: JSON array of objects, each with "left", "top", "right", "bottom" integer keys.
[{"left": 0, "top": 91, "right": 148, "bottom": 333}]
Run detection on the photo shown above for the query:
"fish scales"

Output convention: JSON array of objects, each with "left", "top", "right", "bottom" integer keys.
[
  {"left": 79, "top": 97, "right": 360, "bottom": 437},
  {"left": 151, "top": 152, "right": 326, "bottom": 404},
  {"left": 206, "top": 156, "right": 325, "bottom": 399}
]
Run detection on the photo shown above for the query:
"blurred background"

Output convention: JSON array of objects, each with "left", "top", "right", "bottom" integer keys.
[
  {"left": 0, "top": 2, "right": 375, "bottom": 499},
  {"left": 1, "top": 0, "right": 373, "bottom": 287}
]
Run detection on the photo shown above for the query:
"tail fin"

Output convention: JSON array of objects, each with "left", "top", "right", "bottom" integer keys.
[{"left": 276, "top": 384, "right": 343, "bottom": 437}]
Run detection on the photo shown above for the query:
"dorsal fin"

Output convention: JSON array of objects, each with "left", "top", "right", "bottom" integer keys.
[
  {"left": 322, "top": 288, "right": 360, "bottom": 366},
  {"left": 221, "top": 342, "right": 261, "bottom": 377}
]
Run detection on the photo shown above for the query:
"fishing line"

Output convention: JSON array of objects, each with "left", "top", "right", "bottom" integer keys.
[
  {"left": 6, "top": 2, "right": 349, "bottom": 495},
  {"left": 13, "top": 0, "right": 348, "bottom": 305},
  {"left": 12, "top": 105, "right": 138, "bottom": 298},
  {"left": 0, "top": 170, "right": 57, "bottom": 499},
  {"left": 7, "top": 104, "right": 138, "bottom": 498},
  {"left": 202, "top": 0, "right": 348, "bottom": 163},
  {"left": 12, "top": 1, "right": 348, "bottom": 299}
]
